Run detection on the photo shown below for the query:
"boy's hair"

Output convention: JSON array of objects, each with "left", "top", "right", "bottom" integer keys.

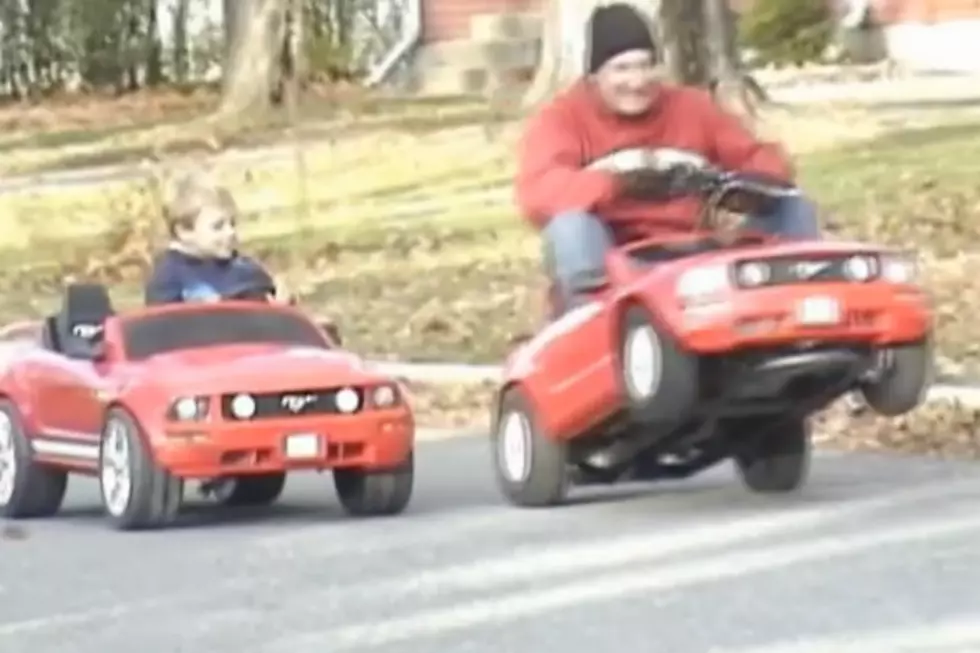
[{"left": 161, "top": 169, "right": 238, "bottom": 238}]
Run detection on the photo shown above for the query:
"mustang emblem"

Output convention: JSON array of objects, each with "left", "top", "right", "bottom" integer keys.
[
  {"left": 791, "top": 260, "right": 831, "bottom": 279},
  {"left": 281, "top": 393, "right": 317, "bottom": 413}
]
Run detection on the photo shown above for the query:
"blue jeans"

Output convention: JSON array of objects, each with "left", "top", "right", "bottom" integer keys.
[{"left": 542, "top": 194, "right": 821, "bottom": 310}]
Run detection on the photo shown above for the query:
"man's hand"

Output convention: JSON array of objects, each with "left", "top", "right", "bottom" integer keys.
[{"left": 269, "top": 276, "right": 296, "bottom": 305}]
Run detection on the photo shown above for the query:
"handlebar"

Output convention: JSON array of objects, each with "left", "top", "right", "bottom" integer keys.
[
  {"left": 222, "top": 280, "right": 277, "bottom": 302},
  {"left": 681, "top": 166, "right": 801, "bottom": 231},
  {"left": 585, "top": 148, "right": 800, "bottom": 235}
]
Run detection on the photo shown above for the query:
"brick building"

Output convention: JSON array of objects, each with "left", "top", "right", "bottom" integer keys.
[{"left": 403, "top": 0, "right": 980, "bottom": 95}]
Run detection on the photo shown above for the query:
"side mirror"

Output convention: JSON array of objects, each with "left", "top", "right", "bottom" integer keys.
[{"left": 318, "top": 319, "right": 342, "bottom": 346}]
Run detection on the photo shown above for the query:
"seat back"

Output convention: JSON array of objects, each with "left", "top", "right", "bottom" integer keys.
[{"left": 56, "top": 283, "right": 115, "bottom": 358}]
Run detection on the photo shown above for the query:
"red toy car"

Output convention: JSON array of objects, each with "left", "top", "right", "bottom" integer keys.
[
  {"left": 0, "top": 283, "right": 415, "bottom": 530},
  {"left": 491, "top": 151, "right": 934, "bottom": 507}
]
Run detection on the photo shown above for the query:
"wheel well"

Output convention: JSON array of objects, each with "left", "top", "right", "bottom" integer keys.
[
  {"left": 493, "top": 381, "right": 551, "bottom": 438},
  {"left": 491, "top": 382, "right": 518, "bottom": 436},
  {"left": 100, "top": 401, "right": 145, "bottom": 445}
]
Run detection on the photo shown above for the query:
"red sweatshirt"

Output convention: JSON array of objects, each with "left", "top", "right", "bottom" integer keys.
[{"left": 514, "top": 80, "right": 794, "bottom": 243}]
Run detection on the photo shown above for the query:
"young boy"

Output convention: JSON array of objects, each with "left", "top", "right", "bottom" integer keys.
[{"left": 144, "top": 170, "right": 284, "bottom": 305}]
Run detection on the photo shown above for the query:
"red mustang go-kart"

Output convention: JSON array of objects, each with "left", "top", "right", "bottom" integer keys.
[
  {"left": 491, "top": 148, "right": 934, "bottom": 507},
  {"left": 0, "top": 281, "right": 415, "bottom": 530}
]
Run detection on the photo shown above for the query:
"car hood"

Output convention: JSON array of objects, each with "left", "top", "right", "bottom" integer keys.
[
  {"left": 631, "top": 238, "right": 895, "bottom": 283},
  {"left": 127, "top": 344, "right": 381, "bottom": 395}
]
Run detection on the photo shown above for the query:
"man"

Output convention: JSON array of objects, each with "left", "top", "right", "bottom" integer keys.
[{"left": 515, "top": 2, "right": 821, "bottom": 312}]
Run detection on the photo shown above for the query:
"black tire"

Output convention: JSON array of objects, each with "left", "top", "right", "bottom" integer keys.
[
  {"left": 98, "top": 408, "right": 183, "bottom": 531},
  {"left": 216, "top": 473, "right": 286, "bottom": 507},
  {"left": 491, "top": 386, "right": 569, "bottom": 507},
  {"left": 860, "top": 339, "right": 933, "bottom": 417},
  {"left": 617, "top": 303, "right": 698, "bottom": 427},
  {"left": 0, "top": 400, "right": 68, "bottom": 519},
  {"left": 333, "top": 452, "right": 414, "bottom": 517},
  {"left": 730, "top": 415, "right": 811, "bottom": 494}
]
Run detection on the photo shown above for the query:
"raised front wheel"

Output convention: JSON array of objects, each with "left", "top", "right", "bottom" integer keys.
[{"left": 617, "top": 304, "right": 698, "bottom": 428}]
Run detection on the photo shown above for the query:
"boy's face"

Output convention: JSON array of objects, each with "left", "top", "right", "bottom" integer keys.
[{"left": 176, "top": 205, "right": 239, "bottom": 259}]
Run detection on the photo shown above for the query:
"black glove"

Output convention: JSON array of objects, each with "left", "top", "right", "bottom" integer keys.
[{"left": 718, "top": 172, "right": 793, "bottom": 215}]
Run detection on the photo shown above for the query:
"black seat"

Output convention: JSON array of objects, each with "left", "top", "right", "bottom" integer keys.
[{"left": 54, "top": 283, "right": 115, "bottom": 358}]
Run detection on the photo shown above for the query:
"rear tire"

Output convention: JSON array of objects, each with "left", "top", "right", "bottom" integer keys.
[
  {"left": 333, "top": 452, "right": 414, "bottom": 517},
  {"left": 617, "top": 304, "right": 698, "bottom": 428},
  {"left": 860, "top": 339, "right": 933, "bottom": 416},
  {"left": 730, "top": 415, "right": 811, "bottom": 494},
  {"left": 215, "top": 473, "right": 286, "bottom": 507},
  {"left": 99, "top": 408, "right": 183, "bottom": 531},
  {"left": 0, "top": 400, "right": 68, "bottom": 519},
  {"left": 491, "top": 386, "right": 569, "bottom": 507}
]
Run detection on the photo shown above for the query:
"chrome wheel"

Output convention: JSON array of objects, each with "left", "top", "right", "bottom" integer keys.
[
  {"left": 0, "top": 412, "right": 16, "bottom": 505},
  {"left": 499, "top": 411, "right": 531, "bottom": 483},
  {"left": 100, "top": 419, "right": 132, "bottom": 517},
  {"left": 624, "top": 324, "right": 662, "bottom": 400}
]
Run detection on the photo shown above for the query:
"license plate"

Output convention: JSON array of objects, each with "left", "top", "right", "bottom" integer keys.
[
  {"left": 796, "top": 296, "right": 841, "bottom": 325},
  {"left": 284, "top": 433, "right": 321, "bottom": 458}
]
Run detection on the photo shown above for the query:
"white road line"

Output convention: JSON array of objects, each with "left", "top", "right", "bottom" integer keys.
[
  {"left": 250, "top": 504, "right": 542, "bottom": 556},
  {"left": 266, "top": 513, "right": 980, "bottom": 651},
  {"left": 247, "top": 475, "right": 980, "bottom": 599},
  {"left": 4, "top": 477, "right": 975, "bottom": 640},
  {"left": 709, "top": 615, "right": 980, "bottom": 653}
]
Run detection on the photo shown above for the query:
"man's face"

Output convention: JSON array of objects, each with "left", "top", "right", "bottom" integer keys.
[{"left": 593, "top": 49, "right": 660, "bottom": 116}]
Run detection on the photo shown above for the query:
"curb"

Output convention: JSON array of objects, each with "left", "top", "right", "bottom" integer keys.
[{"left": 367, "top": 361, "right": 980, "bottom": 409}]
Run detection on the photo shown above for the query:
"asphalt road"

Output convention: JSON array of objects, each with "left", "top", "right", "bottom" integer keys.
[{"left": 2, "top": 435, "right": 980, "bottom": 653}]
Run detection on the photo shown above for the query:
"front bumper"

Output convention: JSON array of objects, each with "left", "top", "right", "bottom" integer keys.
[
  {"left": 150, "top": 408, "right": 414, "bottom": 478},
  {"left": 669, "top": 283, "right": 931, "bottom": 354}
]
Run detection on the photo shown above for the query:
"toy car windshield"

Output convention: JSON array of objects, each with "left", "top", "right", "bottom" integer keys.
[{"left": 121, "top": 304, "right": 328, "bottom": 361}]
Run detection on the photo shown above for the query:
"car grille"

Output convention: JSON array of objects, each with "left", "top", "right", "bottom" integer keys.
[
  {"left": 734, "top": 255, "right": 873, "bottom": 287},
  {"left": 220, "top": 387, "right": 361, "bottom": 420}
]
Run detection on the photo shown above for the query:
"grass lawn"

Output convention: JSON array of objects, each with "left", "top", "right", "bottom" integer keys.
[{"left": 2, "top": 99, "right": 980, "bottom": 439}]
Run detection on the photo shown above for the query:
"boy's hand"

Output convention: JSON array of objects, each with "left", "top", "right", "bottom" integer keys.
[{"left": 269, "top": 277, "right": 295, "bottom": 305}]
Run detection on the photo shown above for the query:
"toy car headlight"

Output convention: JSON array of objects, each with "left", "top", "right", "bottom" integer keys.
[
  {"left": 736, "top": 261, "right": 770, "bottom": 287},
  {"left": 230, "top": 393, "right": 256, "bottom": 419},
  {"left": 843, "top": 255, "right": 877, "bottom": 282},
  {"left": 371, "top": 384, "right": 398, "bottom": 409},
  {"left": 676, "top": 266, "right": 731, "bottom": 300},
  {"left": 169, "top": 396, "right": 209, "bottom": 421},
  {"left": 334, "top": 387, "right": 361, "bottom": 413},
  {"left": 880, "top": 254, "right": 917, "bottom": 284}
]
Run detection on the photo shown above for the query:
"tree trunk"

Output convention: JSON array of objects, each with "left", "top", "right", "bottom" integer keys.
[
  {"left": 702, "top": 0, "right": 767, "bottom": 120},
  {"left": 145, "top": 0, "right": 163, "bottom": 87},
  {"left": 659, "top": 0, "right": 709, "bottom": 85},
  {"left": 219, "top": 0, "right": 288, "bottom": 118},
  {"left": 522, "top": 0, "right": 661, "bottom": 109},
  {"left": 172, "top": 0, "right": 190, "bottom": 84}
]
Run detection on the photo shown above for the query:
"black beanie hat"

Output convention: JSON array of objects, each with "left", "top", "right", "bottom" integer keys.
[{"left": 587, "top": 3, "right": 657, "bottom": 73}]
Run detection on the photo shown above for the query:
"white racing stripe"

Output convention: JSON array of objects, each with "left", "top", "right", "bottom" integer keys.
[
  {"left": 30, "top": 438, "right": 99, "bottom": 460},
  {"left": 265, "top": 513, "right": 980, "bottom": 651}
]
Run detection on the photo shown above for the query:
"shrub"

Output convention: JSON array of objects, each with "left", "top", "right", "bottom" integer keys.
[{"left": 739, "top": 0, "right": 835, "bottom": 67}]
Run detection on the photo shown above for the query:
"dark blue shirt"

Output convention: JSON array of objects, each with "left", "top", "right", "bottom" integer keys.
[{"left": 144, "top": 247, "right": 276, "bottom": 305}]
